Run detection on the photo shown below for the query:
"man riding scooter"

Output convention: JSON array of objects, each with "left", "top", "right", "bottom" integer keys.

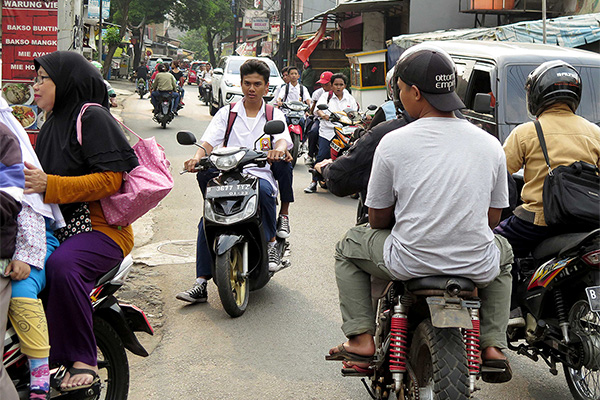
[
  {"left": 176, "top": 59, "right": 292, "bottom": 304},
  {"left": 151, "top": 64, "right": 179, "bottom": 114}
]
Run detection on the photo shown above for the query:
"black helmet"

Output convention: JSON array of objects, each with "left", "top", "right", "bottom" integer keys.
[{"left": 526, "top": 60, "right": 581, "bottom": 117}]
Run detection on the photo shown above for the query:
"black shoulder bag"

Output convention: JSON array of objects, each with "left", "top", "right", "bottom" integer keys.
[{"left": 534, "top": 120, "right": 600, "bottom": 230}]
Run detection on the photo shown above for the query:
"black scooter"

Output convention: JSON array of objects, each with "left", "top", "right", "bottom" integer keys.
[
  {"left": 152, "top": 92, "right": 175, "bottom": 129},
  {"left": 177, "top": 120, "right": 291, "bottom": 318}
]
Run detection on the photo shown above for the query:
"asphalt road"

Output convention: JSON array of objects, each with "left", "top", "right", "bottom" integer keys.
[{"left": 109, "top": 80, "right": 573, "bottom": 400}]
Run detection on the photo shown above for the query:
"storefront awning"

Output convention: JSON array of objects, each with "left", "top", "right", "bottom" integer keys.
[{"left": 297, "top": 0, "right": 405, "bottom": 27}]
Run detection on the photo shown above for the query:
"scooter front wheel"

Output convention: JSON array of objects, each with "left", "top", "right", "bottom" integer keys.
[
  {"left": 291, "top": 134, "right": 300, "bottom": 167},
  {"left": 215, "top": 243, "right": 249, "bottom": 318}
]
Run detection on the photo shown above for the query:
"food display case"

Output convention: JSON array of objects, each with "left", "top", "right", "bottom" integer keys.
[{"left": 346, "top": 49, "right": 387, "bottom": 109}]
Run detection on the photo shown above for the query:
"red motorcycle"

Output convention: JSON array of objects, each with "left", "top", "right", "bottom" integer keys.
[{"left": 281, "top": 100, "right": 309, "bottom": 167}]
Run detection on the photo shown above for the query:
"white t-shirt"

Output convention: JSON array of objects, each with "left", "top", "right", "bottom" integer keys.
[
  {"left": 316, "top": 89, "right": 359, "bottom": 140},
  {"left": 277, "top": 82, "right": 310, "bottom": 104},
  {"left": 366, "top": 117, "right": 509, "bottom": 284},
  {"left": 201, "top": 100, "right": 292, "bottom": 193}
]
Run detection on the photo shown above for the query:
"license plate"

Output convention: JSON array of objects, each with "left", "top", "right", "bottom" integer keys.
[
  {"left": 207, "top": 184, "right": 251, "bottom": 198},
  {"left": 586, "top": 286, "right": 600, "bottom": 312}
]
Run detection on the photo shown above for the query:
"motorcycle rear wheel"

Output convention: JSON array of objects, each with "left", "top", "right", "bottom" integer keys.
[
  {"left": 564, "top": 299, "right": 600, "bottom": 400},
  {"left": 408, "top": 319, "right": 469, "bottom": 400},
  {"left": 216, "top": 244, "right": 249, "bottom": 318},
  {"left": 94, "top": 317, "right": 129, "bottom": 400}
]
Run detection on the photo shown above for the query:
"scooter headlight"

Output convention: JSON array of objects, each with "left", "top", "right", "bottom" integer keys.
[
  {"left": 210, "top": 150, "right": 245, "bottom": 171},
  {"left": 204, "top": 195, "right": 257, "bottom": 224}
]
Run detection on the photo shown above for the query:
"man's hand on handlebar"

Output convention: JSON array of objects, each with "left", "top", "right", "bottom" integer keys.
[
  {"left": 184, "top": 157, "right": 201, "bottom": 172},
  {"left": 267, "top": 149, "right": 286, "bottom": 163}
]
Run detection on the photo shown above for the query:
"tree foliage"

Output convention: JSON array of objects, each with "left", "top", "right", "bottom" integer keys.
[
  {"left": 180, "top": 29, "right": 209, "bottom": 61},
  {"left": 171, "top": 0, "right": 234, "bottom": 65}
]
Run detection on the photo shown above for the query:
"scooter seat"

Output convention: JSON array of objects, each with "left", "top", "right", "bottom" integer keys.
[
  {"left": 96, "top": 261, "right": 122, "bottom": 286},
  {"left": 532, "top": 229, "right": 598, "bottom": 261},
  {"left": 405, "top": 275, "right": 475, "bottom": 293}
]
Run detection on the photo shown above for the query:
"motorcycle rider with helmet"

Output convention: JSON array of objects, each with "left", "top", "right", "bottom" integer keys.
[
  {"left": 326, "top": 44, "right": 514, "bottom": 383},
  {"left": 493, "top": 60, "right": 600, "bottom": 325}
]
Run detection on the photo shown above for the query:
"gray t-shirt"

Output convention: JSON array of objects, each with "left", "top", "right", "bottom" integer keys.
[{"left": 366, "top": 117, "right": 508, "bottom": 284}]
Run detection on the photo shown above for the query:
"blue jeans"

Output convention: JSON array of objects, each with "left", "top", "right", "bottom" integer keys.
[
  {"left": 195, "top": 177, "right": 277, "bottom": 279},
  {"left": 151, "top": 91, "right": 179, "bottom": 112},
  {"left": 271, "top": 161, "right": 294, "bottom": 203},
  {"left": 306, "top": 118, "right": 320, "bottom": 157}
]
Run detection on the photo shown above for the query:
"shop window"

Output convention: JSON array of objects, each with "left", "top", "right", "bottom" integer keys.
[{"left": 359, "top": 62, "right": 385, "bottom": 88}]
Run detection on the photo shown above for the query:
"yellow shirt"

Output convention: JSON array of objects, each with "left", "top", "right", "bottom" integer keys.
[
  {"left": 45, "top": 171, "right": 134, "bottom": 256},
  {"left": 503, "top": 103, "right": 600, "bottom": 226}
]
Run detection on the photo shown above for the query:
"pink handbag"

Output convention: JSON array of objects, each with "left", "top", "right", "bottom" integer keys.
[{"left": 77, "top": 103, "right": 174, "bottom": 226}]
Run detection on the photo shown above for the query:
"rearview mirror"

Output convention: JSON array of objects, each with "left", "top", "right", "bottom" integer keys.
[
  {"left": 264, "top": 120, "right": 285, "bottom": 135},
  {"left": 177, "top": 131, "right": 197, "bottom": 145},
  {"left": 367, "top": 104, "right": 378, "bottom": 111},
  {"left": 213, "top": 68, "right": 224, "bottom": 75},
  {"left": 317, "top": 104, "right": 329, "bottom": 111},
  {"left": 473, "top": 93, "right": 493, "bottom": 114}
]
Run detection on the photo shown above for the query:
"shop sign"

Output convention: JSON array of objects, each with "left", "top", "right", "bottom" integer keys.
[{"left": 2, "top": 0, "right": 59, "bottom": 145}]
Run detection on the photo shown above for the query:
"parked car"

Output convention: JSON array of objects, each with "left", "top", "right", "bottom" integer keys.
[
  {"left": 209, "top": 56, "right": 284, "bottom": 116},
  {"left": 425, "top": 40, "right": 600, "bottom": 143},
  {"left": 188, "top": 60, "right": 209, "bottom": 85}
]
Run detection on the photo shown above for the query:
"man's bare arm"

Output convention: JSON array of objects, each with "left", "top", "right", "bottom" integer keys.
[
  {"left": 488, "top": 207, "right": 503, "bottom": 229},
  {"left": 369, "top": 206, "right": 394, "bottom": 229}
]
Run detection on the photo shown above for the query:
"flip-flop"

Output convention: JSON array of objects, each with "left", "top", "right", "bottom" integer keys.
[
  {"left": 341, "top": 361, "right": 374, "bottom": 377},
  {"left": 325, "top": 344, "right": 374, "bottom": 362},
  {"left": 481, "top": 358, "right": 512, "bottom": 383},
  {"left": 60, "top": 367, "right": 100, "bottom": 392}
]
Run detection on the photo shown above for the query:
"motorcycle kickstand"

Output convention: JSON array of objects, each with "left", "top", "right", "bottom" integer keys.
[{"left": 361, "top": 378, "right": 377, "bottom": 400}]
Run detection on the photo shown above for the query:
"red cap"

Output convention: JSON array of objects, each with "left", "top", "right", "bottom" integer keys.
[{"left": 317, "top": 71, "right": 333, "bottom": 84}]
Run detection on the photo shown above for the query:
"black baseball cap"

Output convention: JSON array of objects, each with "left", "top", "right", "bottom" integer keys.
[{"left": 396, "top": 46, "right": 465, "bottom": 112}]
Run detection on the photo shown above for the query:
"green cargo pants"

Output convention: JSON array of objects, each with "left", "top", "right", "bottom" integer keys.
[{"left": 334, "top": 225, "right": 513, "bottom": 350}]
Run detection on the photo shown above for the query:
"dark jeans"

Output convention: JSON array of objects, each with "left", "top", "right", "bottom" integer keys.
[
  {"left": 493, "top": 215, "right": 559, "bottom": 259},
  {"left": 151, "top": 90, "right": 179, "bottom": 112},
  {"left": 271, "top": 160, "right": 294, "bottom": 203},
  {"left": 306, "top": 119, "right": 320, "bottom": 158}
]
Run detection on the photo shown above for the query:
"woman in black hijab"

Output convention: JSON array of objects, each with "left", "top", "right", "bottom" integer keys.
[{"left": 24, "top": 51, "right": 138, "bottom": 392}]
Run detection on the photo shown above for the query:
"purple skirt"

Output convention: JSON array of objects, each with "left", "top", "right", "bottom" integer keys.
[{"left": 44, "top": 230, "right": 123, "bottom": 366}]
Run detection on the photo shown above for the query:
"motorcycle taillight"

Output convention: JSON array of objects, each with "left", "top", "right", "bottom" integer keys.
[{"left": 582, "top": 249, "right": 600, "bottom": 266}]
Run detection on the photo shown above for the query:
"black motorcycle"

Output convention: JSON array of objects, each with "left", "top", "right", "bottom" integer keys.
[
  {"left": 4, "top": 255, "right": 153, "bottom": 399},
  {"left": 152, "top": 92, "right": 175, "bottom": 129},
  {"left": 507, "top": 228, "right": 600, "bottom": 400},
  {"left": 201, "top": 79, "right": 212, "bottom": 106},
  {"left": 135, "top": 78, "right": 147, "bottom": 99},
  {"left": 177, "top": 120, "right": 291, "bottom": 318}
]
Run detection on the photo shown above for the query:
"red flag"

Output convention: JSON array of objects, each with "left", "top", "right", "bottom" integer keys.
[{"left": 296, "top": 18, "right": 327, "bottom": 63}]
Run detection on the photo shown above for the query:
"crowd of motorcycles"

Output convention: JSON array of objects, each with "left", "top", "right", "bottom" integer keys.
[{"left": 5, "top": 71, "right": 597, "bottom": 400}]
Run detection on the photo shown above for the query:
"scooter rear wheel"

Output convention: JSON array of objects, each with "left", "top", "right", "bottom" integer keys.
[
  {"left": 94, "top": 317, "right": 129, "bottom": 400},
  {"left": 215, "top": 243, "right": 249, "bottom": 318}
]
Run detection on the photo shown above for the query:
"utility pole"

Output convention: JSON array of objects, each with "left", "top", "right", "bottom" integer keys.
[
  {"left": 278, "top": 0, "right": 292, "bottom": 68},
  {"left": 542, "top": 0, "right": 547, "bottom": 44},
  {"left": 98, "top": 0, "right": 103, "bottom": 64}
]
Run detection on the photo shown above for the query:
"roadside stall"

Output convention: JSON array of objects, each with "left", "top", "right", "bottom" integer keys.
[{"left": 346, "top": 49, "right": 387, "bottom": 108}]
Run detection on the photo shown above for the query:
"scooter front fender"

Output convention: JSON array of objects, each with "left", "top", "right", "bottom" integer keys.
[
  {"left": 94, "top": 296, "right": 152, "bottom": 357},
  {"left": 215, "top": 234, "right": 245, "bottom": 256}
]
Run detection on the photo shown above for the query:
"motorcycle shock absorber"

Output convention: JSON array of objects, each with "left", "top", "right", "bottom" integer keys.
[
  {"left": 554, "top": 289, "right": 570, "bottom": 343},
  {"left": 464, "top": 308, "right": 480, "bottom": 393},
  {"left": 389, "top": 295, "right": 411, "bottom": 393}
]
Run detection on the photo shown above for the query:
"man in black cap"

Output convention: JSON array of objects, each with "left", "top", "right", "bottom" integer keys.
[{"left": 326, "top": 44, "right": 514, "bottom": 384}]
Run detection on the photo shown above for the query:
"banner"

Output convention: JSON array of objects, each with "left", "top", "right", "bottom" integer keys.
[
  {"left": 296, "top": 19, "right": 327, "bottom": 63},
  {"left": 2, "top": 0, "right": 59, "bottom": 146},
  {"left": 88, "top": 0, "right": 111, "bottom": 19}
]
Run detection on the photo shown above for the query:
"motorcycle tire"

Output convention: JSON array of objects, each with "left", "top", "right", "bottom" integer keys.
[
  {"left": 408, "top": 319, "right": 469, "bottom": 400},
  {"left": 94, "top": 317, "right": 130, "bottom": 400},
  {"left": 215, "top": 243, "right": 249, "bottom": 318},
  {"left": 563, "top": 298, "right": 600, "bottom": 400},
  {"left": 161, "top": 119, "right": 167, "bottom": 129},
  {"left": 209, "top": 101, "right": 218, "bottom": 116},
  {"left": 291, "top": 134, "right": 300, "bottom": 168},
  {"left": 139, "top": 93, "right": 144, "bottom": 99}
]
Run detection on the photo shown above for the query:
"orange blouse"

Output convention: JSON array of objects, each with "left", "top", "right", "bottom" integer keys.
[{"left": 45, "top": 171, "right": 133, "bottom": 256}]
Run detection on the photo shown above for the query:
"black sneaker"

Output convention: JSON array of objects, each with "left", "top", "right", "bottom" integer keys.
[
  {"left": 268, "top": 245, "right": 281, "bottom": 272},
  {"left": 276, "top": 214, "right": 290, "bottom": 239},
  {"left": 304, "top": 181, "right": 317, "bottom": 193},
  {"left": 176, "top": 282, "right": 207, "bottom": 303}
]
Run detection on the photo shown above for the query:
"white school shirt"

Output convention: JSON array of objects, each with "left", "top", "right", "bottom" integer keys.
[
  {"left": 316, "top": 89, "right": 359, "bottom": 140},
  {"left": 277, "top": 82, "right": 311, "bottom": 103},
  {"left": 201, "top": 99, "right": 292, "bottom": 193}
]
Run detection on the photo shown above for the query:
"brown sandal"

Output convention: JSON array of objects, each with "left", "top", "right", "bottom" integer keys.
[{"left": 325, "top": 344, "right": 373, "bottom": 362}]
